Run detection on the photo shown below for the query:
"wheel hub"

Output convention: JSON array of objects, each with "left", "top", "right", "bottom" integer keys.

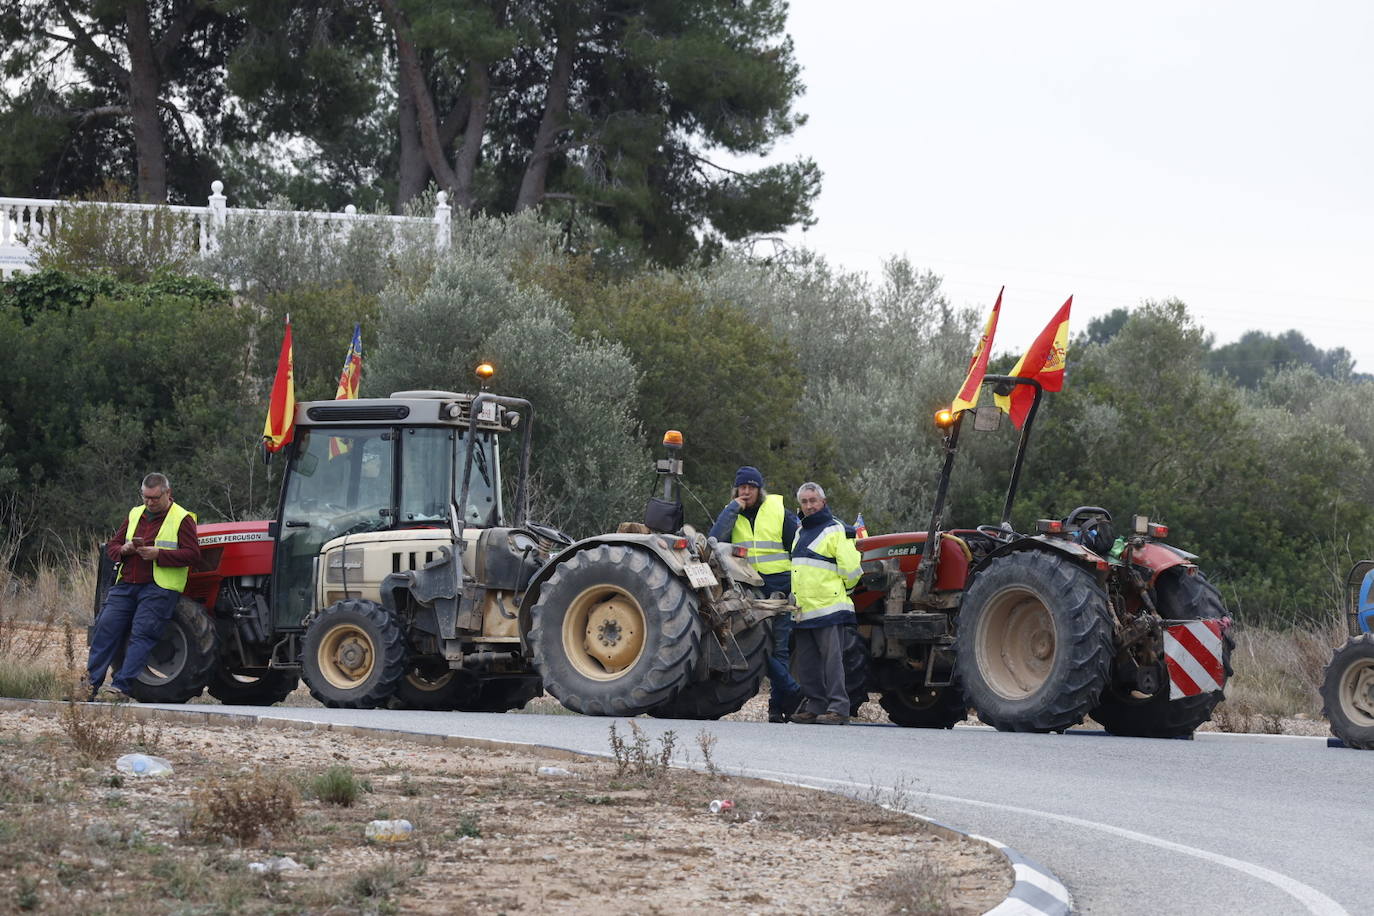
[
  {"left": 1345, "top": 661, "right": 1374, "bottom": 723},
  {"left": 979, "top": 593, "right": 1056, "bottom": 699},
  {"left": 317, "top": 623, "right": 376, "bottom": 688},
  {"left": 584, "top": 598, "right": 643, "bottom": 673}
]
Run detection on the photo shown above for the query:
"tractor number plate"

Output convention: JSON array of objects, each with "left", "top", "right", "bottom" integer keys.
[{"left": 683, "top": 561, "right": 717, "bottom": 588}]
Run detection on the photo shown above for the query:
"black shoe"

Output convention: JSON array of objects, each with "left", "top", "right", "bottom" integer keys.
[{"left": 768, "top": 710, "right": 787, "bottom": 724}]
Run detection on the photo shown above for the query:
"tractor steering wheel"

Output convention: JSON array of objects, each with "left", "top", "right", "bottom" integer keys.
[{"left": 1065, "top": 506, "right": 1112, "bottom": 528}]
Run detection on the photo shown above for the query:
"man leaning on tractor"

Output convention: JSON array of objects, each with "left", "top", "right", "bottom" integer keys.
[
  {"left": 710, "top": 465, "right": 804, "bottom": 722},
  {"left": 87, "top": 473, "right": 200, "bottom": 702}
]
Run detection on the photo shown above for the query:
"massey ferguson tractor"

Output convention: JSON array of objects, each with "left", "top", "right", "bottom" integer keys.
[
  {"left": 93, "top": 384, "right": 785, "bottom": 718},
  {"left": 1319, "top": 561, "right": 1374, "bottom": 749},
  {"left": 848, "top": 375, "right": 1234, "bottom": 737}
]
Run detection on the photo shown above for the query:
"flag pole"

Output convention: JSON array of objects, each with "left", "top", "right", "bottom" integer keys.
[{"left": 986, "top": 375, "right": 1044, "bottom": 528}]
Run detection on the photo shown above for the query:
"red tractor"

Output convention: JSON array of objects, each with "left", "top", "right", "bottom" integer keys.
[{"left": 848, "top": 375, "right": 1234, "bottom": 737}]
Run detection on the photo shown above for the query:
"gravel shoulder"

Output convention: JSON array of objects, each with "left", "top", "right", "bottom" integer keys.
[{"left": 0, "top": 704, "right": 1012, "bottom": 914}]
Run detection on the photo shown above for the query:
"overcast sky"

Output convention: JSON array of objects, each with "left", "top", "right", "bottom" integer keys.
[{"left": 745, "top": 2, "right": 1374, "bottom": 371}]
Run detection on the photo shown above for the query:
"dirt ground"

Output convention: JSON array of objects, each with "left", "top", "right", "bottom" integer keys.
[{"left": 0, "top": 705, "right": 1012, "bottom": 915}]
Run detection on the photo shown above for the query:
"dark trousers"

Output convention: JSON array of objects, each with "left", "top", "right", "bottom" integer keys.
[
  {"left": 766, "top": 611, "right": 802, "bottom": 714},
  {"left": 791, "top": 624, "right": 848, "bottom": 717},
  {"left": 87, "top": 581, "right": 180, "bottom": 693}
]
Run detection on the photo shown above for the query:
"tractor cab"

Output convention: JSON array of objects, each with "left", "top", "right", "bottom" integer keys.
[{"left": 270, "top": 391, "right": 514, "bottom": 632}]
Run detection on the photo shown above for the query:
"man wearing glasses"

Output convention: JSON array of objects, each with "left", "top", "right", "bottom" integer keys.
[{"left": 87, "top": 473, "right": 200, "bottom": 701}]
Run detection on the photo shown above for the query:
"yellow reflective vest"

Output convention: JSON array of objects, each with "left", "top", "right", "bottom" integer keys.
[
  {"left": 123, "top": 502, "right": 196, "bottom": 592},
  {"left": 790, "top": 514, "right": 862, "bottom": 625},
  {"left": 731, "top": 494, "right": 791, "bottom": 576}
]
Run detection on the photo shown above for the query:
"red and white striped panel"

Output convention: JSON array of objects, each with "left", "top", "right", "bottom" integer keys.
[{"left": 1164, "top": 619, "right": 1226, "bottom": 699}]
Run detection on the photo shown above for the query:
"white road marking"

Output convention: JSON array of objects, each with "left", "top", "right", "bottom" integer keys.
[{"left": 746, "top": 766, "right": 1348, "bottom": 916}]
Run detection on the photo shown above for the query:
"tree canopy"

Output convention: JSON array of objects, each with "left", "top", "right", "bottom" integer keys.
[{"left": 1, "top": 0, "right": 819, "bottom": 264}]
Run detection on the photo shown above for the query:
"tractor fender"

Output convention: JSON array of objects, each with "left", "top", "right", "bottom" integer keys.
[
  {"left": 969, "top": 534, "right": 1108, "bottom": 582},
  {"left": 517, "top": 533, "right": 687, "bottom": 640},
  {"left": 1127, "top": 541, "right": 1196, "bottom": 587}
]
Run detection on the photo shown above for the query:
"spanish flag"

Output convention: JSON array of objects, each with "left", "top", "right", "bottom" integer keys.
[
  {"left": 994, "top": 296, "right": 1071, "bottom": 429},
  {"left": 262, "top": 319, "right": 295, "bottom": 453},
  {"left": 951, "top": 288, "right": 1003, "bottom": 415}
]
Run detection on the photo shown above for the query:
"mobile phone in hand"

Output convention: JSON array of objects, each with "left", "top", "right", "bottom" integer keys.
[{"left": 131, "top": 537, "right": 146, "bottom": 547}]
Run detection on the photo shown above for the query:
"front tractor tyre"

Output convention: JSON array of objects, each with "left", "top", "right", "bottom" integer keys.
[
  {"left": 1320, "top": 634, "right": 1374, "bottom": 750},
  {"left": 879, "top": 684, "right": 968, "bottom": 729},
  {"left": 125, "top": 597, "right": 217, "bottom": 704},
  {"left": 1091, "top": 570, "right": 1232, "bottom": 738},
  {"left": 528, "top": 544, "right": 701, "bottom": 717},
  {"left": 957, "top": 551, "right": 1113, "bottom": 733},
  {"left": 301, "top": 599, "right": 407, "bottom": 709}
]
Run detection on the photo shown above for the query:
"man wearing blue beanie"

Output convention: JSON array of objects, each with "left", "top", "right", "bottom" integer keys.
[{"left": 709, "top": 466, "right": 802, "bottom": 722}]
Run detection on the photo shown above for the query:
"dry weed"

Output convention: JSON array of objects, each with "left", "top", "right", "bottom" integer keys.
[
  {"left": 608, "top": 721, "right": 677, "bottom": 779},
  {"left": 190, "top": 768, "right": 298, "bottom": 845},
  {"left": 864, "top": 858, "right": 956, "bottom": 915},
  {"left": 58, "top": 699, "right": 131, "bottom": 762}
]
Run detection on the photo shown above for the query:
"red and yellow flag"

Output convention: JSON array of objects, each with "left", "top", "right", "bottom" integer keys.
[
  {"left": 329, "top": 324, "right": 363, "bottom": 458},
  {"left": 994, "top": 296, "right": 1071, "bottom": 428},
  {"left": 262, "top": 319, "right": 295, "bottom": 452},
  {"left": 951, "top": 287, "right": 1003, "bottom": 415},
  {"left": 333, "top": 324, "right": 363, "bottom": 400}
]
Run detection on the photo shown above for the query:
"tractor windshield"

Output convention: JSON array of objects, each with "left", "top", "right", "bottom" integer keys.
[{"left": 396, "top": 427, "right": 501, "bottom": 527}]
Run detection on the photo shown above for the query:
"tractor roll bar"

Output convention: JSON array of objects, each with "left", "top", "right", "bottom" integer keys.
[{"left": 457, "top": 394, "right": 534, "bottom": 543}]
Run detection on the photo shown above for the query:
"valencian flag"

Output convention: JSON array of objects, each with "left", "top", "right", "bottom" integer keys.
[
  {"left": 951, "top": 287, "right": 1003, "bottom": 415},
  {"left": 854, "top": 513, "right": 868, "bottom": 540},
  {"left": 994, "top": 296, "right": 1071, "bottom": 428},
  {"left": 329, "top": 324, "right": 363, "bottom": 458},
  {"left": 333, "top": 324, "right": 363, "bottom": 399},
  {"left": 262, "top": 318, "right": 295, "bottom": 454}
]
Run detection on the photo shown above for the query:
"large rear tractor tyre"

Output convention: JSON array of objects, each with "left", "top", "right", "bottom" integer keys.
[
  {"left": 528, "top": 544, "right": 701, "bottom": 717},
  {"left": 880, "top": 684, "right": 968, "bottom": 729},
  {"left": 301, "top": 599, "right": 407, "bottom": 709},
  {"left": 649, "top": 621, "right": 771, "bottom": 720},
  {"left": 1092, "top": 570, "right": 1232, "bottom": 738},
  {"left": 1320, "top": 634, "right": 1374, "bottom": 750},
  {"left": 125, "top": 598, "right": 217, "bottom": 704},
  {"left": 957, "top": 551, "right": 1113, "bottom": 733},
  {"left": 206, "top": 666, "right": 300, "bottom": 706}
]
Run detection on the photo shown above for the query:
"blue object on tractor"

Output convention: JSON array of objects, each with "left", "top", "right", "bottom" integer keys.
[{"left": 1359, "top": 569, "right": 1374, "bottom": 635}]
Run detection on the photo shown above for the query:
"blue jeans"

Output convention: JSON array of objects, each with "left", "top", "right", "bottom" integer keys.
[
  {"left": 766, "top": 611, "right": 802, "bottom": 713},
  {"left": 87, "top": 581, "right": 180, "bottom": 694}
]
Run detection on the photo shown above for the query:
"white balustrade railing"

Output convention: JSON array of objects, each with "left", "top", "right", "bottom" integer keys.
[{"left": 0, "top": 180, "right": 452, "bottom": 279}]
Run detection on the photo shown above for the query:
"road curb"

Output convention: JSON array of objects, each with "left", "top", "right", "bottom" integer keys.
[
  {"left": 973, "top": 834, "right": 1072, "bottom": 916},
  {"left": 2, "top": 697, "right": 1067, "bottom": 913}
]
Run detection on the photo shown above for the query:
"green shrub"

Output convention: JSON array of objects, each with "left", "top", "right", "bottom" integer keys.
[{"left": 311, "top": 766, "right": 362, "bottom": 807}]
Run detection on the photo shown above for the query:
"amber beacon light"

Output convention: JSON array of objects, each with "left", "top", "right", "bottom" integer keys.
[
  {"left": 934, "top": 407, "right": 955, "bottom": 428},
  {"left": 662, "top": 429, "right": 684, "bottom": 448}
]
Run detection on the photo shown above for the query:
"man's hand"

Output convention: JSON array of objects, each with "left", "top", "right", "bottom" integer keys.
[
  {"left": 120, "top": 542, "right": 137, "bottom": 557},
  {"left": 134, "top": 545, "right": 160, "bottom": 561},
  {"left": 731, "top": 498, "right": 746, "bottom": 510}
]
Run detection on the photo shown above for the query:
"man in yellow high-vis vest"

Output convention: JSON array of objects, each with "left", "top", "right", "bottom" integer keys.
[
  {"left": 87, "top": 473, "right": 200, "bottom": 701},
  {"left": 709, "top": 465, "right": 802, "bottom": 722}
]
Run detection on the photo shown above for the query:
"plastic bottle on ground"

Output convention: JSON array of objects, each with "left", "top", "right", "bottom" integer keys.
[
  {"left": 115, "top": 753, "right": 173, "bottom": 776},
  {"left": 365, "top": 819, "right": 414, "bottom": 843}
]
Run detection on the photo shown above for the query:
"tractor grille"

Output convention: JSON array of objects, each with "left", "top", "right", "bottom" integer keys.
[{"left": 393, "top": 551, "right": 439, "bottom": 573}]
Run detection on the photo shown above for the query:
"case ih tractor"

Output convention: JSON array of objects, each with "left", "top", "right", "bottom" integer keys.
[
  {"left": 93, "top": 386, "right": 785, "bottom": 718},
  {"left": 1319, "top": 561, "right": 1374, "bottom": 749},
  {"left": 848, "top": 375, "right": 1234, "bottom": 737}
]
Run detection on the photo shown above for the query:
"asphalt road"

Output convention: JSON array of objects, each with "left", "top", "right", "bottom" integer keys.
[{"left": 159, "top": 705, "right": 1368, "bottom": 915}]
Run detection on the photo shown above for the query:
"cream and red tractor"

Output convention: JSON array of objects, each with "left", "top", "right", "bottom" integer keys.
[
  {"left": 849, "top": 375, "right": 1235, "bottom": 737},
  {"left": 93, "top": 384, "right": 784, "bottom": 718}
]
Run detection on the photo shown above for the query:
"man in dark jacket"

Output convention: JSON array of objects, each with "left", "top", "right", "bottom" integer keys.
[
  {"left": 709, "top": 465, "right": 802, "bottom": 722},
  {"left": 87, "top": 473, "right": 200, "bottom": 701}
]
